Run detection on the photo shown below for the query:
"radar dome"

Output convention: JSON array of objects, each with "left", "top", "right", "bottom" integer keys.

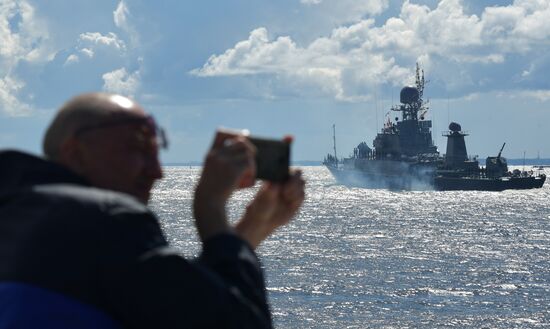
[
  {"left": 400, "top": 86, "right": 419, "bottom": 104},
  {"left": 449, "top": 122, "right": 461, "bottom": 132}
]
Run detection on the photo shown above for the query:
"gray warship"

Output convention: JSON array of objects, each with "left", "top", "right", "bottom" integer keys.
[{"left": 323, "top": 64, "right": 546, "bottom": 191}]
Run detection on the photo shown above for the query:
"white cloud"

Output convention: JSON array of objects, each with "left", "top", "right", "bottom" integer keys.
[
  {"left": 63, "top": 32, "right": 126, "bottom": 64},
  {"left": 321, "top": 0, "right": 388, "bottom": 18},
  {"left": 80, "top": 48, "right": 94, "bottom": 58},
  {"left": 451, "top": 53, "right": 505, "bottom": 64},
  {"left": 300, "top": 0, "right": 389, "bottom": 25},
  {"left": 113, "top": 1, "right": 129, "bottom": 30},
  {"left": 0, "top": 0, "right": 52, "bottom": 116},
  {"left": 102, "top": 67, "right": 140, "bottom": 97},
  {"left": 301, "top": 0, "right": 323, "bottom": 4},
  {"left": 0, "top": 0, "right": 51, "bottom": 63},
  {"left": 98, "top": 2, "right": 142, "bottom": 98},
  {"left": 61, "top": 1, "right": 139, "bottom": 80},
  {"left": 192, "top": 26, "right": 410, "bottom": 101},
  {"left": 56, "top": 1, "right": 141, "bottom": 102},
  {"left": 113, "top": 1, "right": 139, "bottom": 46},
  {"left": 192, "top": 0, "right": 550, "bottom": 101},
  {"left": 60, "top": 2, "right": 138, "bottom": 70},
  {"left": 63, "top": 54, "right": 79, "bottom": 66},
  {"left": 341, "top": 0, "right": 389, "bottom": 18},
  {"left": 78, "top": 32, "right": 126, "bottom": 52},
  {"left": 482, "top": 0, "right": 550, "bottom": 52},
  {"left": 191, "top": 28, "right": 298, "bottom": 76},
  {"left": 518, "top": 89, "right": 550, "bottom": 101},
  {"left": 0, "top": 76, "right": 31, "bottom": 116}
]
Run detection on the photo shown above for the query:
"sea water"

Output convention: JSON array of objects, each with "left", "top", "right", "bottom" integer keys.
[{"left": 150, "top": 166, "right": 550, "bottom": 328}]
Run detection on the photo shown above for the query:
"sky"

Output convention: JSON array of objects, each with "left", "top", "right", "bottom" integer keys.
[{"left": 1, "top": 0, "right": 549, "bottom": 163}]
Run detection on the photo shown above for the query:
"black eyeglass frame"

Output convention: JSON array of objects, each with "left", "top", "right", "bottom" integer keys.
[{"left": 73, "top": 115, "right": 169, "bottom": 150}]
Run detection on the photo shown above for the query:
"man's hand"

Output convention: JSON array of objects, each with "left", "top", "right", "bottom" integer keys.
[
  {"left": 194, "top": 132, "right": 256, "bottom": 241},
  {"left": 235, "top": 170, "right": 305, "bottom": 249}
]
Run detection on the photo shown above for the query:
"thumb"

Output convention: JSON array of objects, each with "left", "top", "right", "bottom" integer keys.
[{"left": 256, "top": 182, "right": 280, "bottom": 203}]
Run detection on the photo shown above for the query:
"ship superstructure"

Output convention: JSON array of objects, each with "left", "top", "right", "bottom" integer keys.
[
  {"left": 323, "top": 64, "right": 441, "bottom": 189},
  {"left": 373, "top": 64, "right": 437, "bottom": 159}
]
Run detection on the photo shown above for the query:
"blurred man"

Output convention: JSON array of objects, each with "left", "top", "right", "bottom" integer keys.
[{"left": 0, "top": 93, "right": 305, "bottom": 328}]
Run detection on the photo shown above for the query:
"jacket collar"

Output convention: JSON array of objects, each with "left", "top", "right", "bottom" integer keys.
[{"left": 0, "top": 150, "right": 89, "bottom": 198}]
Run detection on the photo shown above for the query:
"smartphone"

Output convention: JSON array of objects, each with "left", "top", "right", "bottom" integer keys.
[{"left": 249, "top": 137, "right": 290, "bottom": 182}]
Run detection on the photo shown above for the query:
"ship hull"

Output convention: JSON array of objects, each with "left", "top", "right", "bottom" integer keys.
[
  {"left": 325, "top": 164, "right": 546, "bottom": 191},
  {"left": 325, "top": 163, "right": 435, "bottom": 190},
  {"left": 434, "top": 175, "right": 546, "bottom": 191}
]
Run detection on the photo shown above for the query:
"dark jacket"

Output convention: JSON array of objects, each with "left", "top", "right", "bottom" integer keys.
[{"left": 0, "top": 150, "right": 272, "bottom": 328}]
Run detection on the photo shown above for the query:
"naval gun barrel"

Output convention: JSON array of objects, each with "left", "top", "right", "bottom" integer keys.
[{"left": 497, "top": 142, "right": 506, "bottom": 158}]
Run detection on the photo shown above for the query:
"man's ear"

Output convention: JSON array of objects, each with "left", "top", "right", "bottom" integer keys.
[{"left": 58, "top": 137, "right": 86, "bottom": 174}]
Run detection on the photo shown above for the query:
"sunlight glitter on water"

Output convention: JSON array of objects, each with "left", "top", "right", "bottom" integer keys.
[{"left": 150, "top": 166, "right": 550, "bottom": 328}]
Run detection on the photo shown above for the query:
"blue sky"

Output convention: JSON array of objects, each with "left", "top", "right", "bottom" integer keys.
[{"left": 1, "top": 0, "right": 549, "bottom": 162}]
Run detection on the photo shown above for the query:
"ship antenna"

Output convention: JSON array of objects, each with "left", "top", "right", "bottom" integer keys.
[
  {"left": 416, "top": 62, "right": 424, "bottom": 99},
  {"left": 447, "top": 95, "right": 450, "bottom": 125},
  {"left": 375, "top": 89, "right": 379, "bottom": 133},
  {"left": 332, "top": 124, "right": 338, "bottom": 161}
]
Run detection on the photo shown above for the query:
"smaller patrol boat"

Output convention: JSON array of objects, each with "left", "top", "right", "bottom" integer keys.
[{"left": 433, "top": 126, "right": 546, "bottom": 191}]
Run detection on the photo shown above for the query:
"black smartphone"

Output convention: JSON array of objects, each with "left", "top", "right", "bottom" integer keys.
[{"left": 249, "top": 137, "right": 290, "bottom": 182}]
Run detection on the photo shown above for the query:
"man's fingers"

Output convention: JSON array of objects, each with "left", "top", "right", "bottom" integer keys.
[
  {"left": 221, "top": 137, "right": 256, "bottom": 155},
  {"left": 221, "top": 138, "right": 256, "bottom": 189},
  {"left": 210, "top": 137, "right": 256, "bottom": 170},
  {"left": 212, "top": 129, "right": 250, "bottom": 149},
  {"left": 281, "top": 170, "right": 305, "bottom": 202}
]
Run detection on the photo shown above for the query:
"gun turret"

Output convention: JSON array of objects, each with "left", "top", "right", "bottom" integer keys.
[{"left": 486, "top": 142, "right": 508, "bottom": 177}]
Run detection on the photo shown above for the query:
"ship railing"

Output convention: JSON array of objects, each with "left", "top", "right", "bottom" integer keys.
[
  {"left": 417, "top": 152, "right": 441, "bottom": 159},
  {"left": 533, "top": 167, "right": 547, "bottom": 177},
  {"left": 442, "top": 130, "right": 469, "bottom": 136}
]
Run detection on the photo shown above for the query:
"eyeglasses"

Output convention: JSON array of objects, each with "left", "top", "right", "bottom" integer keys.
[{"left": 73, "top": 115, "right": 169, "bottom": 149}]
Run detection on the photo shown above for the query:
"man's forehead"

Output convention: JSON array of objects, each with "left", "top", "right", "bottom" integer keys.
[
  {"left": 95, "top": 120, "right": 157, "bottom": 150},
  {"left": 105, "top": 117, "right": 156, "bottom": 136},
  {"left": 74, "top": 112, "right": 155, "bottom": 140}
]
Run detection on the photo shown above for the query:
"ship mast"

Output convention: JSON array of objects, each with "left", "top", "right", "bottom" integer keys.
[
  {"left": 410, "top": 62, "right": 427, "bottom": 121},
  {"left": 332, "top": 124, "right": 338, "bottom": 161},
  {"left": 392, "top": 63, "right": 428, "bottom": 122},
  {"left": 416, "top": 62, "right": 425, "bottom": 101}
]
